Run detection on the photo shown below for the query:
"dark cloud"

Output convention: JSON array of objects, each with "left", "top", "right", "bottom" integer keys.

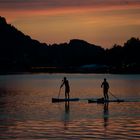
[{"left": 0, "top": 0, "right": 139, "bottom": 10}]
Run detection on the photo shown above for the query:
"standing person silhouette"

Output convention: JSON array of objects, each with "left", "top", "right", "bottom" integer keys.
[
  {"left": 101, "top": 78, "right": 109, "bottom": 100},
  {"left": 60, "top": 77, "right": 70, "bottom": 99}
]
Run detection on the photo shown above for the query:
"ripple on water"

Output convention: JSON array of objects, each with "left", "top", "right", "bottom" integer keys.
[{"left": 0, "top": 118, "right": 140, "bottom": 139}]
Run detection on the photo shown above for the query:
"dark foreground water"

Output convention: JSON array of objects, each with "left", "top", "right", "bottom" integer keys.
[{"left": 0, "top": 74, "right": 140, "bottom": 139}]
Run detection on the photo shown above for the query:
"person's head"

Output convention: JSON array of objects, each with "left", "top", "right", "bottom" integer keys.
[
  {"left": 64, "top": 77, "right": 67, "bottom": 81},
  {"left": 104, "top": 78, "right": 106, "bottom": 81}
]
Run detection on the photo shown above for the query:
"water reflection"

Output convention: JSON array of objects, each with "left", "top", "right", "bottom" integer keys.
[
  {"left": 64, "top": 101, "right": 70, "bottom": 130},
  {"left": 103, "top": 103, "right": 109, "bottom": 128},
  {"left": 0, "top": 74, "right": 140, "bottom": 139}
]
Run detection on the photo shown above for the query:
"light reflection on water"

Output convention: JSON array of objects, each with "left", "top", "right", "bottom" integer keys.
[{"left": 0, "top": 74, "right": 140, "bottom": 139}]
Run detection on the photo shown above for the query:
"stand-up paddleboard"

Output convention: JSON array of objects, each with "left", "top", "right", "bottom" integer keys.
[
  {"left": 88, "top": 98, "right": 124, "bottom": 103},
  {"left": 52, "top": 98, "right": 79, "bottom": 103}
]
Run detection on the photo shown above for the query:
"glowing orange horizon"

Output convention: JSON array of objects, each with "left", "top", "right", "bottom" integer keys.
[{"left": 0, "top": 2, "right": 140, "bottom": 48}]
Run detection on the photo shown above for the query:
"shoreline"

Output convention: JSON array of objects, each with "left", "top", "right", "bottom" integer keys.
[{"left": 0, "top": 71, "right": 140, "bottom": 75}]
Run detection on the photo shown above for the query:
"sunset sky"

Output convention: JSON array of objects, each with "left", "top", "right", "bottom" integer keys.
[{"left": 0, "top": 0, "right": 140, "bottom": 48}]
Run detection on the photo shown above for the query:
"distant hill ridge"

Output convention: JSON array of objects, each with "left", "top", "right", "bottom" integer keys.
[{"left": 0, "top": 16, "right": 140, "bottom": 73}]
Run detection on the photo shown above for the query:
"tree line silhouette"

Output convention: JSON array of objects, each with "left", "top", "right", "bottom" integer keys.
[{"left": 0, "top": 16, "right": 140, "bottom": 73}]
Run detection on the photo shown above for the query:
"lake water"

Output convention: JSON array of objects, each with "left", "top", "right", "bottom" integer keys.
[{"left": 0, "top": 74, "right": 140, "bottom": 139}]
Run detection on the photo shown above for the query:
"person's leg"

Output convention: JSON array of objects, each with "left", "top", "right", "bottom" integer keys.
[
  {"left": 104, "top": 89, "right": 109, "bottom": 100},
  {"left": 66, "top": 88, "right": 70, "bottom": 99},
  {"left": 106, "top": 93, "right": 109, "bottom": 100},
  {"left": 104, "top": 93, "right": 106, "bottom": 100},
  {"left": 105, "top": 94, "right": 107, "bottom": 100},
  {"left": 67, "top": 92, "right": 69, "bottom": 99},
  {"left": 65, "top": 91, "right": 67, "bottom": 99},
  {"left": 104, "top": 91, "right": 106, "bottom": 100},
  {"left": 106, "top": 89, "right": 109, "bottom": 100}
]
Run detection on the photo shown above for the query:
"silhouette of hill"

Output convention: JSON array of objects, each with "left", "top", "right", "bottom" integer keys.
[
  {"left": 0, "top": 16, "right": 50, "bottom": 72},
  {"left": 105, "top": 38, "right": 140, "bottom": 73},
  {"left": 0, "top": 16, "right": 140, "bottom": 74}
]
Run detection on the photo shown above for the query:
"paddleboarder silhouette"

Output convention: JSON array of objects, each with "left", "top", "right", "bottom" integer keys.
[
  {"left": 101, "top": 78, "right": 109, "bottom": 100},
  {"left": 60, "top": 77, "right": 70, "bottom": 99}
]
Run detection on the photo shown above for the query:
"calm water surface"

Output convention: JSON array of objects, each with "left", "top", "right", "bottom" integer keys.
[{"left": 0, "top": 74, "right": 140, "bottom": 139}]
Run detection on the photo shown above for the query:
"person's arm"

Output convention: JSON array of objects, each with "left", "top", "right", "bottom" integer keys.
[{"left": 101, "top": 83, "right": 103, "bottom": 88}]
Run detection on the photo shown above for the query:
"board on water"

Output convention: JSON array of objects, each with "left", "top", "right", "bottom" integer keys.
[
  {"left": 88, "top": 98, "right": 124, "bottom": 103},
  {"left": 52, "top": 98, "right": 79, "bottom": 103}
]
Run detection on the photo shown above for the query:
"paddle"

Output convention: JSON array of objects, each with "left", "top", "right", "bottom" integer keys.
[
  {"left": 109, "top": 91, "right": 120, "bottom": 101},
  {"left": 58, "top": 87, "right": 61, "bottom": 99}
]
